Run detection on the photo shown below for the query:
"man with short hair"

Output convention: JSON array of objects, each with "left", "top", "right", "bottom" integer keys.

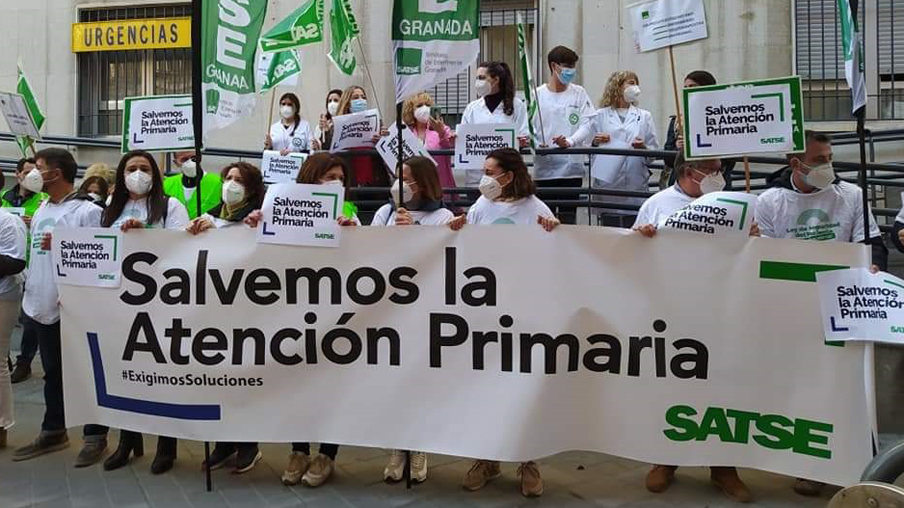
[
  {"left": 11, "top": 148, "right": 108, "bottom": 467},
  {"left": 537, "top": 45, "right": 595, "bottom": 224},
  {"left": 756, "top": 130, "right": 886, "bottom": 497},
  {"left": 163, "top": 151, "right": 222, "bottom": 220},
  {"left": 634, "top": 152, "right": 755, "bottom": 503}
]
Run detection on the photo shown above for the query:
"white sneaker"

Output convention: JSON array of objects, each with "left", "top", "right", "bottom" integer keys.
[
  {"left": 384, "top": 450, "right": 405, "bottom": 482},
  {"left": 410, "top": 451, "right": 427, "bottom": 483},
  {"left": 302, "top": 453, "right": 334, "bottom": 488}
]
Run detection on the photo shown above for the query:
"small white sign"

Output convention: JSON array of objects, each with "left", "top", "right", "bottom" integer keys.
[
  {"left": 453, "top": 123, "right": 517, "bottom": 171},
  {"left": 329, "top": 109, "right": 380, "bottom": 152},
  {"left": 817, "top": 268, "right": 904, "bottom": 345},
  {"left": 122, "top": 95, "right": 195, "bottom": 153},
  {"left": 375, "top": 123, "right": 435, "bottom": 174},
  {"left": 257, "top": 183, "right": 344, "bottom": 248},
  {"left": 0, "top": 92, "right": 40, "bottom": 139},
  {"left": 657, "top": 191, "right": 757, "bottom": 238},
  {"left": 51, "top": 227, "right": 122, "bottom": 288},
  {"left": 261, "top": 150, "right": 307, "bottom": 184},
  {"left": 629, "top": 0, "right": 708, "bottom": 53}
]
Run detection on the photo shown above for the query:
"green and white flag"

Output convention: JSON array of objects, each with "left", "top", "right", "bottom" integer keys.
[
  {"left": 257, "top": 50, "right": 302, "bottom": 94},
  {"left": 391, "top": 0, "right": 479, "bottom": 102},
  {"left": 259, "top": 0, "right": 324, "bottom": 53},
  {"left": 838, "top": 0, "right": 867, "bottom": 116},
  {"left": 201, "top": 0, "right": 268, "bottom": 136},
  {"left": 516, "top": 13, "right": 541, "bottom": 148},
  {"left": 328, "top": 0, "right": 360, "bottom": 76},
  {"left": 16, "top": 63, "right": 44, "bottom": 156}
]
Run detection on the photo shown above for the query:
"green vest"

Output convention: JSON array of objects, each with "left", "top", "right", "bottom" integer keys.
[{"left": 163, "top": 173, "right": 223, "bottom": 220}]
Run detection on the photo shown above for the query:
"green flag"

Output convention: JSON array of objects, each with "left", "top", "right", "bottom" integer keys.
[
  {"left": 258, "top": 50, "right": 302, "bottom": 94},
  {"left": 260, "top": 0, "right": 324, "bottom": 53},
  {"left": 328, "top": 0, "right": 360, "bottom": 76},
  {"left": 201, "top": 0, "right": 269, "bottom": 135},
  {"left": 837, "top": 0, "right": 867, "bottom": 116},
  {"left": 16, "top": 63, "right": 44, "bottom": 156},
  {"left": 517, "top": 13, "right": 541, "bottom": 148}
]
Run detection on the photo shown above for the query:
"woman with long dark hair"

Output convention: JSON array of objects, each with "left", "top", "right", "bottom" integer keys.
[
  {"left": 313, "top": 88, "right": 343, "bottom": 150},
  {"left": 265, "top": 92, "right": 312, "bottom": 155}
]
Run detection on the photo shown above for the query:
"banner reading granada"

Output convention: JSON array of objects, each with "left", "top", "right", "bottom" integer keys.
[{"left": 59, "top": 226, "right": 874, "bottom": 486}]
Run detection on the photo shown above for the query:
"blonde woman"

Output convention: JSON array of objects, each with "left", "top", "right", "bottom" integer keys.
[
  {"left": 331, "top": 86, "right": 390, "bottom": 189},
  {"left": 570, "top": 70, "right": 658, "bottom": 228},
  {"left": 402, "top": 93, "right": 455, "bottom": 192}
]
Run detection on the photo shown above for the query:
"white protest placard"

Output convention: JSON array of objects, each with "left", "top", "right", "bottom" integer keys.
[
  {"left": 51, "top": 227, "right": 122, "bottom": 288},
  {"left": 329, "top": 109, "right": 380, "bottom": 152},
  {"left": 684, "top": 76, "right": 805, "bottom": 159},
  {"left": 629, "top": 0, "right": 708, "bottom": 53},
  {"left": 817, "top": 268, "right": 904, "bottom": 345},
  {"left": 658, "top": 191, "right": 757, "bottom": 238},
  {"left": 375, "top": 123, "right": 435, "bottom": 174},
  {"left": 261, "top": 151, "right": 307, "bottom": 184},
  {"left": 454, "top": 123, "right": 516, "bottom": 171},
  {"left": 122, "top": 95, "right": 194, "bottom": 153},
  {"left": 258, "top": 183, "right": 344, "bottom": 248},
  {"left": 0, "top": 92, "right": 40, "bottom": 139}
]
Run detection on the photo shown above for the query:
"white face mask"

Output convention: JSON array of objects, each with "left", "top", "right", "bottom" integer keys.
[
  {"left": 624, "top": 84, "right": 641, "bottom": 104},
  {"left": 280, "top": 105, "right": 295, "bottom": 120},
  {"left": 695, "top": 171, "right": 726, "bottom": 195},
  {"left": 802, "top": 162, "right": 835, "bottom": 189},
  {"left": 88, "top": 192, "right": 102, "bottom": 202},
  {"left": 125, "top": 170, "right": 153, "bottom": 196},
  {"left": 321, "top": 179, "right": 344, "bottom": 187},
  {"left": 327, "top": 101, "right": 339, "bottom": 116},
  {"left": 222, "top": 180, "right": 246, "bottom": 206},
  {"left": 22, "top": 168, "right": 45, "bottom": 194},
  {"left": 475, "top": 78, "right": 491, "bottom": 98},
  {"left": 390, "top": 180, "right": 414, "bottom": 205},
  {"left": 478, "top": 174, "right": 504, "bottom": 200},
  {"left": 414, "top": 105, "right": 431, "bottom": 124},
  {"left": 180, "top": 159, "right": 197, "bottom": 178}
]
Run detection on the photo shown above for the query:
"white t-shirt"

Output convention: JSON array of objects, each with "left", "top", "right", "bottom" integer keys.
[
  {"left": 270, "top": 120, "right": 312, "bottom": 153},
  {"left": 634, "top": 184, "right": 695, "bottom": 227},
  {"left": 109, "top": 197, "right": 190, "bottom": 230},
  {"left": 24, "top": 197, "right": 103, "bottom": 325},
  {"left": 466, "top": 195, "right": 554, "bottom": 225},
  {"left": 756, "top": 181, "right": 881, "bottom": 242},
  {"left": 371, "top": 204, "right": 454, "bottom": 226},
  {"left": 460, "top": 97, "right": 530, "bottom": 187},
  {"left": 533, "top": 84, "right": 595, "bottom": 180},
  {"left": 0, "top": 209, "right": 27, "bottom": 300}
]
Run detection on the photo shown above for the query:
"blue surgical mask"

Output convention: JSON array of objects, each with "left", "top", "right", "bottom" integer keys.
[
  {"left": 558, "top": 67, "right": 577, "bottom": 85},
  {"left": 350, "top": 98, "right": 368, "bottom": 113}
]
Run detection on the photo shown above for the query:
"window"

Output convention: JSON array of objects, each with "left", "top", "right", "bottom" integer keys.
[{"left": 77, "top": 5, "right": 192, "bottom": 137}]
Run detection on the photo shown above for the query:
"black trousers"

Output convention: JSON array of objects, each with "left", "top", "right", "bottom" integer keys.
[
  {"left": 536, "top": 177, "right": 583, "bottom": 225},
  {"left": 292, "top": 442, "right": 339, "bottom": 460}
]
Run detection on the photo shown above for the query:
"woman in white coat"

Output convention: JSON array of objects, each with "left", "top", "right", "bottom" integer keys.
[
  {"left": 459, "top": 61, "right": 530, "bottom": 186},
  {"left": 571, "top": 70, "right": 658, "bottom": 227},
  {"left": 264, "top": 92, "right": 312, "bottom": 155}
]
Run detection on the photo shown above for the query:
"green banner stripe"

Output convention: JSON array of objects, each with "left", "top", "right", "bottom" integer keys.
[{"left": 759, "top": 261, "right": 849, "bottom": 282}]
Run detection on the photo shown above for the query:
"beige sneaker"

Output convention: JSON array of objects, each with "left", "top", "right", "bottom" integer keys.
[
  {"left": 518, "top": 461, "right": 543, "bottom": 497},
  {"left": 384, "top": 450, "right": 405, "bottom": 482},
  {"left": 711, "top": 467, "right": 751, "bottom": 503},
  {"left": 410, "top": 451, "right": 427, "bottom": 483},
  {"left": 646, "top": 465, "right": 678, "bottom": 493},
  {"left": 793, "top": 478, "right": 825, "bottom": 497},
  {"left": 281, "top": 451, "right": 310, "bottom": 486},
  {"left": 302, "top": 453, "right": 335, "bottom": 488},
  {"left": 462, "top": 459, "right": 501, "bottom": 491}
]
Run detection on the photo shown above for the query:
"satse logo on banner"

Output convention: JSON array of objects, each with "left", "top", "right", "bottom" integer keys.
[
  {"left": 818, "top": 268, "right": 904, "bottom": 345},
  {"left": 329, "top": 109, "right": 380, "bottom": 152},
  {"left": 454, "top": 123, "right": 516, "bottom": 171},
  {"left": 258, "top": 183, "right": 344, "bottom": 248},
  {"left": 658, "top": 191, "right": 757, "bottom": 237},
  {"left": 122, "top": 95, "right": 194, "bottom": 153},
  {"left": 52, "top": 227, "right": 123, "bottom": 288}
]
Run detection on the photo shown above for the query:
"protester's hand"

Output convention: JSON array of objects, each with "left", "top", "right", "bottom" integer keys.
[
  {"left": 633, "top": 224, "right": 657, "bottom": 238},
  {"left": 319, "top": 114, "right": 330, "bottom": 131},
  {"left": 312, "top": 138, "right": 322, "bottom": 151},
  {"left": 631, "top": 137, "right": 646, "bottom": 149},
  {"left": 870, "top": 265, "right": 881, "bottom": 274},
  {"left": 675, "top": 134, "right": 685, "bottom": 151},
  {"left": 280, "top": 148, "right": 291, "bottom": 156},
  {"left": 395, "top": 208, "right": 414, "bottom": 226},
  {"left": 538, "top": 215, "right": 560, "bottom": 232},
  {"left": 592, "top": 133, "right": 610, "bottom": 146},
  {"left": 449, "top": 215, "right": 466, "bottom": 231},
  {"left": 244, "top": 210, "right": 263, "bottom": 228},
  {"left": 21, "top": 215, "right": 31, "bottom": 227},
  {"left": 552, "top": 135, "right": 571, "bottom": 148},
  {"left": 41, "top": 232, "right": 51, "bottom": 250},
  {"left": 371, "top": 134, "right": 382, "bottom": 144},
  {"left": 749, "top": 222, "right": 760, "bottom": 237},
  {"left": 518, "top": 136, "right": 530, "bottom": 148},
  {"left": 380, "top": 126, "right": 390, "bottom": 136},
  {"left": 429, "top": 117, "right": 446, "bottom": 134},
  {"left": 186, "top": 217, "right": 215, "bottom": 236},
  {"left": 264, "top": 134, "right": 273, "bottom": 150},
  {"left": 338, "top": 217, "right": 357, "bottom": 227},
  {"left": 120, "top": 218, "right": 145, "bottom": 232}
]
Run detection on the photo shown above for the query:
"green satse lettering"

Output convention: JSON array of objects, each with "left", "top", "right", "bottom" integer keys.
[
  {"left": 725, "top": 409, "right": 759, "bottom": 444},
  {"left": 663, "top": 405, "right": 698, "bottom": 441},
  {"left": 697, "top": 407, "right": 734, "bottom": 442},
  {"left": 752, "top": 413, "right": 794, "bottom": 450},
  {"left": 793, "top": 418, "right": 833, "bottom": 459}
]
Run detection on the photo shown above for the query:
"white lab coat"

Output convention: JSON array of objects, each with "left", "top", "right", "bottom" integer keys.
[
  {"left": 572, "top": 105, "right": 658, "bottom": 215},
  {"left": 269, "top": 119, "right": 312, "bottom": 153},
  {"left": 459, "top": 97, "right": 530, "bottom": 186}
]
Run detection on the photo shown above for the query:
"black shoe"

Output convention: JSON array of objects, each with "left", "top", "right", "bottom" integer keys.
[
  {"left": 202, "top": 442, "right": 237, "bottom": 471},
  {"left": 151, "top": 436, "right": 177, "bottom": 475},
  {"left": 103, "top": 431, "right": 143, "bottom": 471},
  {"left": 233, "top": 444, "right": 262, "bottom": 474},
  {"left": 10, "top": 362, "right": 31, "bottom": 384}
]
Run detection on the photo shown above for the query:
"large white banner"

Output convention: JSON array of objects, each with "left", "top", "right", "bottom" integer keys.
[{"left": 59, "top": 226, "right": 873, "bottom": 486}]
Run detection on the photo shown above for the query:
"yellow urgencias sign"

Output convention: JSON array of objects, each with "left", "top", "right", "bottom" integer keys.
[{"left": 72, "top": 17, "right": 191, "bottom": 53}]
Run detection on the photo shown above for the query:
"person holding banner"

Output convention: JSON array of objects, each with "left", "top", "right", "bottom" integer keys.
[
  {"left": 187, "top": 162, "right": 267, "bottom": 233},
  {"left": 163, "top": 151, "right": 223, "bottom": 220},
  {"left": 570, "top": 70, "right": 658, "bottom": 227},
  {"left": 0, "top": 206, "right": 27, "bottom": 450},
  {"left": 402, "top": 93, "right": 456, "bottom": 193},
  {"left": 98, "top": 150, "right": 189, "bottom": 474},
  {"left": 459, "top": 62, "right": 530, "bottom": 187},
  {"left": 372, "top": 156, "right": 454, "bottom": 228},
  {"left": 264, "top": 92, "right": 312, "bottom": 155},
  {"left": 313, "top": 89, "right": 343, "bottom": 151}
]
